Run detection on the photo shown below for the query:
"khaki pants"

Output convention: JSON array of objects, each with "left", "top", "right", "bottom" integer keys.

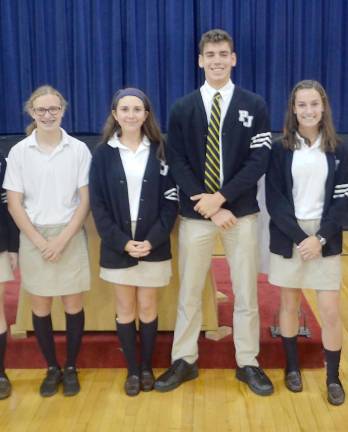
[{"left": 172, "top": 214, "right": 260, "bottom": 367}]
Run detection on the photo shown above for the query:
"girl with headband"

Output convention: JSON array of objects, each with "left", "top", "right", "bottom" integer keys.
[{"left": 89, "top": 88, "right": 178, "bottom": 396}]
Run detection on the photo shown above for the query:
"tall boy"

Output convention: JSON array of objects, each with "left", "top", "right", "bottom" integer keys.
[{"left": 155, "top": 29, "right": 273, "bottom": 396}]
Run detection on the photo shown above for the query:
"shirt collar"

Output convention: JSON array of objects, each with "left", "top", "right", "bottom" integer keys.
[
  {"left": 295, "top": 132, "right": 322, "bottom": 150},
  {"left": 201, "top": 79, "right": 234, "bottom": 102},
  {"left": 27, "top": 127, "right": 70, "bottom": 148},
  {"left": 107, "top": 134, "right": 151, "bottom": 151}
]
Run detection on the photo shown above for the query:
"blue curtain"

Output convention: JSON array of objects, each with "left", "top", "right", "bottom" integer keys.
[{"left": 0, "top": 0, "right": 347, "bottom": 134}]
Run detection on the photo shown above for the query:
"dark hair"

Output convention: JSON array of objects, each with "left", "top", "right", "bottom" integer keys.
[
  {"left": 199, "top": 29, "right": 234, "bottom": 54},
  {"left": 24, "top": 85, "right": 67, "bottom": 135},
  {"left": 101, "top": 87, "right": 165, "bottom": 160},
  {"left": 283, "top": 80, "right": 339, "bottom": 152}
]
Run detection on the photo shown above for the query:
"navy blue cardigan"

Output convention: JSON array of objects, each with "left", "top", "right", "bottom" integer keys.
[
  {"left": 89, "top": 141, "right": 178, "bottom": 269},
  {"left": 266, "top": 139, "right": 348, "bottom": 258},
  {"left": 166, "top": 86, "right": 272, "bottom": 218},
  {"left": 0, "top": 153, "right": 19, "bottom": 253}
]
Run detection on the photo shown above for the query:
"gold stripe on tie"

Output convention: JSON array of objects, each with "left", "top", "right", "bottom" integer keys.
[{"left": 204, "top": 92, "right": 221, "bottom": 193}]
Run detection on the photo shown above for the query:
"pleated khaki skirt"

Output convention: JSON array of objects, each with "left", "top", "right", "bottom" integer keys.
[
  {"left": 19, "top": 225, "right": 90, "bottom": 296},
  {"left": 0, "top": 251, "right": 14, "bottom": 283},
  {"left": 268, "top": 219, "right": 341, "bottom": 291}
]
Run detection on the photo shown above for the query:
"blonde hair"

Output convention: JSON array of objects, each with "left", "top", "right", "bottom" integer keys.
[{"left": 24, "top": 85, "right": 67, "bottom": 135}]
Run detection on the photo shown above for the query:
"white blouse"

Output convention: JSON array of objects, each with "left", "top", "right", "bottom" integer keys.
[
  {"left": 108, "top": 134, "right": 150, "bottom": 221},
  {"left": 292, "top": 133, "right": 328, "bottom": 220}
]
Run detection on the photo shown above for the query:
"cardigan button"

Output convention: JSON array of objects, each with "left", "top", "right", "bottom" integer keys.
[
  {"left": 138, "top": 217, "right": 142, "bottom": 221},
  {"left": 143, "top": 179, "right": 148, "bottom": 182},
  {"left": 120, "top": 179, "right": 125, "bottom": 184}
]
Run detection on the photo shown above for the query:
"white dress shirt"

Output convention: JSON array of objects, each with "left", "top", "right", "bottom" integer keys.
[
  {"left": 200, "top": 79, "right": 235, "bottom": 185},
  {"left": 3, "top": 128, "right": 91, "bottom": 225},
  {"left": 292, "top": 133, "right": 328, "bottom": 220},
  {"left": 108, "top": 134, "right": 150, "bottom": 221}
]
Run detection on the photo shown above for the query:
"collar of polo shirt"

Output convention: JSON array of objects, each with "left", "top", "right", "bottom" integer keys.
[
  {"left": 27, "top": 127, "right": 70, "bottom": 148},
  {"left": 295, "top": 132, "right": 322, "bottom": 150},
  {"left": 107, "top": 133, "right": 150, "bottom": 150}
]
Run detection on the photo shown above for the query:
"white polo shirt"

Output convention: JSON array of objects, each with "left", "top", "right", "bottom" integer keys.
[
  {"left": 292, "top": 133, "right": 328, "bottom": 220},
  {"left": 108, "top": 134, "right": 150, "bottom": 221},
  {"left": 200, "top": 79, "right": 235, "bottom": 185},
  {"left": 3, "top": 128, "right": 91, "bottom": 225}
]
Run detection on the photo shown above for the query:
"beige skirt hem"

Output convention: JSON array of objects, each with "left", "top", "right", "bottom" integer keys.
[
  {"left": 100, "top": 259, "right": 172, "bottom": 288},
  {"left": 268, "top": 219, "right": 341, "bottom": 291}
]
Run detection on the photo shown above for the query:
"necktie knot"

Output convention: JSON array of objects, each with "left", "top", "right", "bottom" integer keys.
[{"left": 214, "top": 92, "right": 221, "bottom": 102}]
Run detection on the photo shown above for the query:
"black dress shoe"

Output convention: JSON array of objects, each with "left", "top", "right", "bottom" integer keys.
[
  {"left": 236, "top": 366, "right": 274, "bottom": 396},
  {"left": 327, "top": 381, "right": 345, "bottom": 406},
  {"left": 140, "top": 370, "right": 155, "bottom": 392},
  {"left": 154, "top": 359, "right": 198, "bottom": 392},
  {"left": 63, "top": 366, "right": 80, "bottom": 396},
  {"left": 0, "top": 373, "right": 11, "bottom": 399},
  {"left": 285, "top": 370, "right": 303, "bottom": 393},
  {"left": 40, "top": 366, "right": 62, "bottom": 397},
  {"left": 125, "top": 374, "right": 141, "bottom": 396}
]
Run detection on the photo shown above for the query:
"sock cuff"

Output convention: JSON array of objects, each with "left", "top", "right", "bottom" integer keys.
[
  {"left": 139, "top": 316, "right": 158, "bottom": 326},
  {"left": 65, "top": 309, "right": 85, "bottom": 318},
  {"left": 32, "top": 312, "right": 52, "bottom": 321}
]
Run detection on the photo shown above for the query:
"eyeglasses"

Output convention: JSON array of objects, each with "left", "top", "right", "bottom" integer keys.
[{"left": 33, "top": 106, "right": 62, "bottom": 116}]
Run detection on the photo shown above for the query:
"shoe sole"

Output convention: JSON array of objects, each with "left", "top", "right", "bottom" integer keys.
[
  {"left": 40, "top": 388, "right": 59, "bottom": 397},
  {"left": 235, "top": 370, "right": 274, "bottom": 396},
  {"left": 328, "top": 396, "right": 345, "bottom": 406},
  {"left": 285, "top": 385, "right": 303, "bottom": 393},
  {"left": 154, "top": 369, "right": 199, "bottom": 393},
  {"left": 0, "top": 391, "right": 11, "bottom": 400},
  {"left": 63, "top": 388, "right": 80, "bottom": 397}
]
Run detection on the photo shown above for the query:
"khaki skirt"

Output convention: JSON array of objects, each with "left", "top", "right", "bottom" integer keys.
[
  {"left": 19, "top": 225, "right": 90, "bottom": 296},
  {"left": 100, "top": 221, "right": 172, "bottom": 287},
  {"left": 0, "top": 251, "right": 14, "bottom": 283},
  {"left": 268, "top": 219, "right": 341, "bottom": 291},
  {"left": 100, "top": 259, "right": 172, "bottom": 288}
]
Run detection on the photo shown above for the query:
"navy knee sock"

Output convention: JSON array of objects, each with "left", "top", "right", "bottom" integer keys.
[
  {"left": 32, "top": 313, "right": 59, "bottom": 368},
  {"left": 139, "top": 317, "right": 158, "bottom": 371},
  {"left": 65, "top": 309, "right": 85, "bottom": 368},
  {"left": 116, "top": 320, "right": 139, "bottom": 376},
  {"left": 281, "top": 335, "right": 300, "bottom": 373}
]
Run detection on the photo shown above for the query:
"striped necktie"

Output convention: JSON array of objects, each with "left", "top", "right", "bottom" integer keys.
[{"left": 204, "top": 92, "right": 221, "bottom": 193}]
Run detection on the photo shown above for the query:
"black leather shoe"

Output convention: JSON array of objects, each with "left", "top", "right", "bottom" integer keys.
[
  {"left": 40, "top": 366, "right": 62, "bottom": 397},
  {"left": 0, "top": 373, "right": 11, "bottom": 399},
  {"left": 285, "top": 370, "right": 303, "bottom": 393},
  {"left": 154, "top": 359, "right": 198, "bottom": 392},
  {"left": 125, "top": 374, "right": 141, "bottom": 396},
  {"left": 63, "top": 366, "right": 80, "bottom": 396},
  {"left": 140, "top": 370, "right": 155, "bottom": 392},
  {"left": 236, "top": 366, "right": 274, "bottom": 396},
  {"left": 327, "top": 381, "right": 345, "bottom": 406}
]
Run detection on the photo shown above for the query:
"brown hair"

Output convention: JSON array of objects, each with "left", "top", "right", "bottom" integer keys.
[
  {"left": 283, "top": 80, "right": 339, "bottom": 152},
  {"left": 199, "top": 29, "right": 234, "bottom": 54},
  {"left": 101, "top": 88, "right": 165, "bottom": 160},
  {"left": 24, "top": 85, "right": 67, "bottom": 135}
]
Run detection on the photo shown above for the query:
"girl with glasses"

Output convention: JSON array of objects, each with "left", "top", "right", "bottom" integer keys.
[{"left": 4, "top": 85, "right": 91, "bottom": 398}]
